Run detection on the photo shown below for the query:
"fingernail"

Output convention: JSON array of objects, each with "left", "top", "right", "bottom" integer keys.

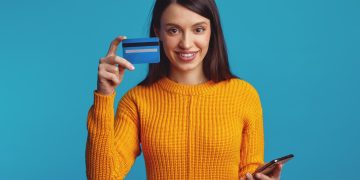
[
  {"left": 255, "top": 173, "right": 261, "bottom": 178},
  {"left": 130, "top": 66, "right": 135, "bottom": 70},
  {"left": 246, "top": 173, "right": 251, "bottom": 178}
]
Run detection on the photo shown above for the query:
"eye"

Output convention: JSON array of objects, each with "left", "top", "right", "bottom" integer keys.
[
  {"left": 167, "top": 28, "right": 179, "bottom": 35},
  {"left": 195, "top": 27, "right": 206, "bottom": 33}
]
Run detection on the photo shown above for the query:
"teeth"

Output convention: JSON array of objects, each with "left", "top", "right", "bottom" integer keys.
[{"left": 180, "top": 53, "right": 195, "bottom": 57}]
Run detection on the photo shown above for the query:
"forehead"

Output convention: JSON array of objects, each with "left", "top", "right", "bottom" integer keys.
[{"left": 161, "top": 3, "right": 210, "bottom": 26}]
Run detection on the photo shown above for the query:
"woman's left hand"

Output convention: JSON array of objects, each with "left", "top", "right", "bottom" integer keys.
[{"left": 240, "top": 164, "right": 282, "bottom": 180}]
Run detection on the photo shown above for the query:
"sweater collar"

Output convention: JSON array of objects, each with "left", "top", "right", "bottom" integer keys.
[{"left": 157, "top": 76, "right": 219, "bottom": 95}]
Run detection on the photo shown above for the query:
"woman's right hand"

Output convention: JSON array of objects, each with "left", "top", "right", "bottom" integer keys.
[{"left": 96, "top": 36, "right": 135, "bottom": 95}]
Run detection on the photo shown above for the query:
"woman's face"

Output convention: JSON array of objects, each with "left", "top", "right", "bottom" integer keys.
[{"left": 158, "top": 3, "right": 211, "bottom": 75}]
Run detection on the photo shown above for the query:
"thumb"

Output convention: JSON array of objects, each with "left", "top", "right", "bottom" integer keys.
[{"left": 271, "top": 164, "right": 283, "bottom": 178}]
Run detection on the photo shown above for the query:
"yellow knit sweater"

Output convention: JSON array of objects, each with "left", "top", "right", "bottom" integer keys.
[{"left": 86, "top": 77, "right": 264, "bottom": 180}]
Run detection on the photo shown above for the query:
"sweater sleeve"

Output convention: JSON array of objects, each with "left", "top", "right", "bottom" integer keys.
[
  {"left": 238, "top": 83, "right": 265, "bottom": 177},
  {"left": 86, "top": 90, "right": 141, "bottom": 180}
]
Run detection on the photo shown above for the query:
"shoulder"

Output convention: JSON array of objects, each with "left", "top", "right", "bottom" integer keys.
[
  {"left": 120, "top": 82, "right": 159, "bottom": 102},
  {"left": 226, "top": 79, "right": 263, "bottom": 119},
  {"left": 226, "top": 78, "right": 260, "bottom": 96}
]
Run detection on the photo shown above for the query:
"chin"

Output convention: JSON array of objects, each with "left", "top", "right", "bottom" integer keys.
[{"left": 171, "top": 58, "right": 204, "bottom": 73}]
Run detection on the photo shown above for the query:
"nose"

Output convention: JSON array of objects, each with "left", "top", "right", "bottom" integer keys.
[{"left": 179, "top": 32, "right": 193, "bottom": 50}]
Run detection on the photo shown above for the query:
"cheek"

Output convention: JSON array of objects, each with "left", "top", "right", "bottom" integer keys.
[
  {"left": 162, "top": 36, "right": 179, "bottom": 52},
  {"left": 160, "top": 36, "right": 178, "bottom": 61},
  {"left": 197, "top": 31, "right": 211, "bottom": 51},
  {"left": 197, "top": 37, "right": 211, "bottom": 53}
]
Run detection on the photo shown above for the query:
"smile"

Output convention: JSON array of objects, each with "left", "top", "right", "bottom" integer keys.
[
  {"left": 176, "top": 51, "right": 199, "bottom": 61},
  {"left": 180, "top": 52, "right": 196, "bottom": 57}
]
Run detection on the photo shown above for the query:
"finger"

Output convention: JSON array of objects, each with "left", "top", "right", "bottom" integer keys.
[
  {"left": 99, "top": 63, "right": 122, "bottom": 77},
  {"left": 246, "top": 173, "right": 254, "bottom": 180},
  {"left": 100, "top": 56, "right": 135, "bottom": 70},
  {"left": 254, "top": 173, "right": 271, "bottom": 180},
  {"left": 106, "top": 36, "right": 127, "bottom": 57},
  {"left": 270, "top": 164, "right": 282, "bottom": 178},
  {"left": 99, "top": 70, "right": 120, "bottom": 85},
  {"left": 100, "top": 63, "right": 122, "bottom": 77},
  {"left": 112, "top": 56, "right": 135, "bottom": 70}
]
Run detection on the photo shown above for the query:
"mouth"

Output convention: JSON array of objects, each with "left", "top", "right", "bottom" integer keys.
[{"left": 176, "top": 51, "right": 199, "bottom": 62}]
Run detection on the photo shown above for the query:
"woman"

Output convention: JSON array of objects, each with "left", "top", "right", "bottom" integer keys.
[{"left": 86, "top": 0, "right": 282, "bottom": 179}]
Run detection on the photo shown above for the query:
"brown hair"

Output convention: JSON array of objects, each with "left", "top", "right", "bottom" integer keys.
[{"left": 139, "top": 0, "right": 238, "bottom": 86}]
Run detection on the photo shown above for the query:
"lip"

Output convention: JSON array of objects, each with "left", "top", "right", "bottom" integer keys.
[{"left": 175, "top": 51, "right": 199, "bottom": 62}]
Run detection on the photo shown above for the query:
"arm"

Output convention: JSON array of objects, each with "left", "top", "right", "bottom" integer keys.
[
  {"left": 239, "top": 84, "right": 265, "bottom": 178},
  {"left": 86, "top": 90, "right": 141, "bottom": 180}
]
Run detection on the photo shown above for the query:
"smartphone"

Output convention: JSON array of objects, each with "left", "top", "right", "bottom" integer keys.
[{"left": 253, "top": 154, "right": 294, "bottom": 175}]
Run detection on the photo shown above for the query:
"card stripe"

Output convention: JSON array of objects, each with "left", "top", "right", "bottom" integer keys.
[
  {"left": 125, "top": 48, "right": 158, "bottom": 53},
  {"left": 122, "top": 42, "right": 159, "bottom": 47}
]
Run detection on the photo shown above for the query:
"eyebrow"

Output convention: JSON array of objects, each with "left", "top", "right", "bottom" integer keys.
[{"left": 165, "top": 21, "right": 208, "bottom": 27}]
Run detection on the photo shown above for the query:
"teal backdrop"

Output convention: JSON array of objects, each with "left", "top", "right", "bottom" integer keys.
[{"left": 0, "top": 0, "right": 359, "bottom": 179}]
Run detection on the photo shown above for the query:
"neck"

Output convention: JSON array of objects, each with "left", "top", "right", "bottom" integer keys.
[{"left": 168, "top": 69, "right": 208, "bottom": 85}]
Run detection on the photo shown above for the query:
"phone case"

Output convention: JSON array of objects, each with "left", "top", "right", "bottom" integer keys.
[{"left": 253, "top": 154, "right": 294, "bottom": 175}]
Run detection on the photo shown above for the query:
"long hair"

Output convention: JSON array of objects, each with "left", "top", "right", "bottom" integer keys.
[{"left": 139, "top": 0, "right": 238, "bottom": 86}]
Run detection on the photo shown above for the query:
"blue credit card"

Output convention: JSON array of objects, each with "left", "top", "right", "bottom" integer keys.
[{"left": 122, "top": 37, "right": 160, "bottom": 64}]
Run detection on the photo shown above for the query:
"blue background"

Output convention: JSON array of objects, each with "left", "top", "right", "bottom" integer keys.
[{"left": 0, "top": 0, "right": 359, "bottom": 179}]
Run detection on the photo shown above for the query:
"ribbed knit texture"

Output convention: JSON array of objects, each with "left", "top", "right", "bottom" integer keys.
[{"left": 86, "top": 77, "right": 264, "bottom": 180}]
